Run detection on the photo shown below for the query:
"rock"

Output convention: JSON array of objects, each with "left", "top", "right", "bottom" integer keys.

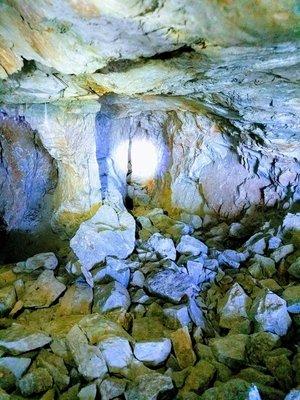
[
  {"left": 200, "top": 379, "right": 261, "bottom": 400},
  {"left": 186, "top": 257, "right": 218, "bottom": 285},
  {"left": 285, "top": 390, "right": 300, "bottom": 400},
  {"left": 265, "top": 354, "right": 293, "bottom": 391},
  {"left": 210, "top": 334, "right": 248, "bottom": 369},
  {"left": 70, "top": 204, "right": 136, "bottom": 270},
  {"left": 188, "top": 297, "right": 206, "bottom": 327},
  {"left": 145, "top": 233, "right": 176, "bottom": 260},
  {"left": 163, "top": 305, "right": 191, "bottom": 329},
  {"left": 282, "top": 285, "right": 300, "bottom": 313},
  {"left": 41, "top": 388, "right": 56, "bottom": 400},
  {"left": 66, "top": 325, "right": 107, "bottom": 381},
  {"left": 282, "top": 213, "right": 300, "bottom": 233},
  {"left": 0, "top": 366, "right": 15, "bottom": 391},
  {"left": 0, "top": 324, "right": 51, "bottom": 354},
  {"left": 218, "top": 250, "right": 247, "bottom": 269},
  {"left": 99, "top": 336, "right": 132, "bottom": 374},
  {"left": 78, "top": 383, "right": 97, "bottom": 400},
  {"left": 145, "top": 269, "right": 197, "bottom": 303},
  {"left": 93, "top": 281, "right": 131, "bottom": 312},
  {"left": 218, "top": 283, "right": 251, "bottom": 328},
  {"left": 15, "top": 252, "right": 58, "bottom": 273},
  {"left": 268, "top": 236, "right": 282, "bottom": 250},
  {"left": 60, "top": 384, "right": 80, "bottom": 400},
  {"left": 248, "top": 255, "right": 276, "bottom": 279},
  {"left": 176, "top": 235, "right": 208, "bottom": 256},
  {"left": 288, "top": 257, "right": 300, "bottom": 279},
  {"left": 236, "top": 367, "right": 276, "bottom": 387},
  {"left": 0, "top": 357, "right": 31, "bottom": 379},
  {"left": 92, "top": 257, "right": 130, "bottom": 287},
  {"left": 132, "top": 317, "right": 169, "bottom": 342},
  {"left": 0, "top": 286, "right": 16, "bottom": 316},
  {"left": 0, "top": 388, "right": 10, "bottom": 400},
  {"left": 125, "top": 372, "right": 173, "bottom": 400},
  {"left": 36, "top": 349, "right": 70, "bottom": 391},
  {"left": 18, "top": 367, "right": 53, "bottom": 397},
  {"left": 171, "top": 327, "right": 196, "bottom": 369},
  {"left": 250, "top": 289, "right": 292, "bottom": 336},
  {"left": 56, "top": 282, "right": 93, "bottom": 316},
  {"left": 131, "top": 271, "right": 145, "bottom": 287},
  {"left": 271, "top": 244, "right": 294, "bottom": 263},
  {"left": 99, "top": 377, "right": 127, "bottom": 400},
  {"left": 22, "top": 270, "right": 66, "bottom": 308},
  {"left": 133, "top": 338, "right": 171, "bottom": 366},
  {"left": 247, "top": 332, "right": 280, "bottom": 364},
  {"left": 180, "top": 213, "right": 202, "bottom": 230},
  {"left": 181, "top": 360, "right": 216, "bottom": 394},
  {"left": 245, "top": 234, "right": 266, "bottom": 255}
]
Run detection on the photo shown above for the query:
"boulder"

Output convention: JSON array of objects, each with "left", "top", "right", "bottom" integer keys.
[
  {"left": 145, "top": 233, "right": 176, "bottom": 260},
  {"left": 282, "top": 285, "right": 300, "bottom": 313},
  {"left": 70, "top": 204, "right": 136, "bottom": 270},
  {"left": 93, "top": 281, "right": 131, "bottom": 312},
  {"left": 18, "top": 368, "right": 53, "bottom": 397},
  {"left": 163, "top": 305, "right": 191, "bottom": 329},
  {"left": 15, "top": 252, "right": 58, "bottom": 273},
  {"left": 210, "top": 334, "right": 248, "bottom": 369},
  {"left": 22, "top": 270, "right": 66, "bottom": 308},
  {"left": 145, "top": 269, "right": 197, "bottom": 303},
  {"left": 66, "top": 325, "right": 107, "bottom": 381},
  {"left": 99, "top": 337, "right": 133, "bottom": 374},
  {"left": 218, "top": 283, "right": 251, "bottom": 328},
  {"left": 0, "top": 286, "right": 16, "bottom": 316},
  {"left": 176, "top": 235, "right": 208, "bottom": 256},
  {"left": 0, "top": 324, "right": 51, "bottom": 354},
  {"left": 56, "top": 282, "right": 93, "bottom": 316},
  {"left": 125, "top": 372, "right": 173, "bottom": 400},
  {"left": 250, "top": 290, "right": 292, "bottom": 336},
  {"left": 133, "top": 338, "right": 171, "bottom": 366},
  {"left": 170, "top": 327, "right": 196, "bottom": 369},
  {"left": 246, "top": 332, "right": 280, "bottom": 364},
  {"left": 186, "top": 257, "right": 218, "bottom": 285},
  {"left": 92, "top": 257, "right": 130, "bottom": 287}
]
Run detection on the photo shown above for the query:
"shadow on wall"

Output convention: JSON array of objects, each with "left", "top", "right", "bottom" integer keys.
[{"left": 0, "top": 110, "right": 58, "bottom": 262}]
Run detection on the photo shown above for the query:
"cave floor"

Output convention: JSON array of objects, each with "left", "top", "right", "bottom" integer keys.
[{"left": 0, "top": 207, "right": 299, "bottom": 400}]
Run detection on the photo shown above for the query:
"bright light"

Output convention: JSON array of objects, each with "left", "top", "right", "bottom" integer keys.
[{"left": 113, "top": 138, "right": 159, "bottom": 183}]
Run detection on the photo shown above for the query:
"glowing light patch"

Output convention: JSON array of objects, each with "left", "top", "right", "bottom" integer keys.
[{"left": 113, "top": 138, "right": 159, "bottom": 183}]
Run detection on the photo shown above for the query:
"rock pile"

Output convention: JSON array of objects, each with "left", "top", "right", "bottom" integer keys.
[{"left": 0, "top": 208, "right": 299, "bottom": 399}]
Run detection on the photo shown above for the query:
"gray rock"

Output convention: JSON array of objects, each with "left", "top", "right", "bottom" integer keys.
[
  {"left": 218, "top": 283, "right": 251, "bottom": 328},
  {"left": 186, "top": 257, "right": 218, "bottom": 285},
  {"left": 125, "top": 372, "right": 173, "bottom": 400},
  {"left": 145, "top": 269, "right": 197, "bottom": 303},
  {"left": 66, "top": 325, "right": 107, "bottom": 381},
  {"left": 99, "top": 377, "right": 127, "bottom": 400},
  {"left": 248, "top": 255, "right": 276, "bottom": 279},
  {"left": 268, "top": 236, "right": 282, "bottom": 250},
  {"left": 70, "top": 204, "right": 136, "bottom": 270},
  {"left": 163, "top": 305, "right": 191, "bottom": 329},
  {"left": 92, "top": 256, "right": 130, "bottom": 287},
  {"left": 285, "top": 390, "right": 300, "bottom": 400},
  {"left": 56, "top": 282, "right": 93, "bottom": 316},
  {"left": 0, "top": 286, "right": 16, "bottom": 316},
  {"left": 36, "top": 349, "right": 70, "bottom": 391},
  {"left": 93, "top": 281, "right": 131, "bottom": 312},
  {"left": 282, "top": 285, "right": 300, "bottom": 313},
  {"left": 99, "top": 337, "right": 132, "bottom": 374},
  {"left": 0, "top": 324, "right": 51, "bottom": 354},
  {"left": 271, "top": 244, "right": 294, "bottom": 263},
  {"left": 15, "top": 252, "right": 58, "bottom": 273},
  {"left": 218, "top": 249, "right": 247, "bottom": 269},
  {"left": 250, "top": 289, "right": 292, "bottom": 336},
  {"left": 180, "top": 213, "right": 202, "bottom": 230},
  {"left": 22, "top": 270, "right": 66, "bottom": 308},
  {"left": 133, "top": 338, "right": 171, "bottom": 366},
  {"left": 188, "top": 298, "right": 206, "bottom": 328},
  {"left": 0, "top": 357, "right": 31, "bottom": 379},
  {"left": 131, "top": 271, "right": 145, "bottom": 287},
  {"left": 176, "top": 235, "right": 207, "bottom": 256},
  {"left": 282, "top": 213, "right": 300, "bottom": 233},
  {"left": 18, "top": 367, "right": 53, "bottom": 397},
  {"left": 145, "top": 233, "right": 176, "bottom": 260},
  {"left": 78, "top": 383, "right": 97, "bottom": 400}
]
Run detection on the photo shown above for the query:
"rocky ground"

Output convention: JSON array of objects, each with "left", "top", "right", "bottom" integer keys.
[{"left": 0, "top": 207, "right": 299, "bottom": 400}]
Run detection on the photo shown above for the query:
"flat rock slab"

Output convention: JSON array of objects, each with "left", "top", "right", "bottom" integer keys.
[
  {"left": 23, "top": 270, "right": 66, "bottom": 308},
  {"left": 0, "top": 324, "right": 51, "bottom": 354},
  {"left": 70, "top": 204, "right": 136, "bottom": 270},
  {"left": 145, "top": 269, "right": 197, "bottom": 303}
]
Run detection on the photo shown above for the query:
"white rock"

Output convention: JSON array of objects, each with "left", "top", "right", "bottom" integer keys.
[
  {"left": 131, "top": 271, "right": 145, "bottom": 287},
  {"left": 70, "top": 204, "right": 136, "bottom": 270},
  {"left": 134, "top": 338, "right": 171, "bottom": 366},
  {"left": 271, "top": 244, "right": 294, "bottom": 263},
  {"left": 163, "top": 305, "right": 191, "bottom": 328},
  {"left": 15, "top": 252, "right": 58, "bottom": 273},
  {"left": 93, "top": 282, "right": 131, "bottom": 312},
  {"left": 99, "top": 337, "right": 132, "bottom": 374},
  {"left": 218, "top": 250, "right": 247, "bottom": 269},
  {"left": 0, "top": 357, "right": 31, "bottom": 379},
  {"left": 145, "top": 233, "right": 176, "bottom": 260},
  {"left": 250, "top": 290, "right": 292, "bottom": 336},
  {"left": 176, "top": 235, "right": 207, "bottom": 256},
  {"left": 78, "top": 384, "right": 97, "bottom": 400},
  {"left": 92, "top": 257, "right": 130, "bottom": 287},
  {"left": 268, "top": 236, "right": 282, "bottom": 250}
]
